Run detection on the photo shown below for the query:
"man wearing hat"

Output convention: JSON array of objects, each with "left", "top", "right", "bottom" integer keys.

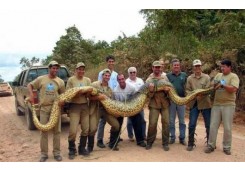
[
  {"left": 145, "top": 60, "right": 171, "bottom": 151},
  {"left": 96, "top": 55, "right": 118, "bottom": 148},
  {"left": 27, "top": 60, "right": 65, "bottom": 162},
  {"left": 66, "top": 62, "right": 92, "bottom": 159},
  {"left": 89, "top": 68, "right": 121, "bottom": 151},
  {"left": 186, "top": 59, "right": 212, "bottom": 151},
  {"left": 148, "top": 60, "right": 167, "bottom": 78}
]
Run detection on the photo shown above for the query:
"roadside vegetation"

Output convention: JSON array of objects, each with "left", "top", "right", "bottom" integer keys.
[{"left": 17, "top": 9, "right": 245, "bottom": 111}]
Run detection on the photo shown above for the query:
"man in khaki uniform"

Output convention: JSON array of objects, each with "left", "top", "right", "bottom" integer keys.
[
  {"left": 27, "top": 61, "right": 65, "bottom": 162},
  {"left": 97, "top": 55, "right": 118, "bottom": 148},
  {"left": 88, "top": 69, "right": 120, "bottom": 151},
  {"left": 186, "top": 59, "right": 212, "bottom": 151},
  {"left": 205, "top": 59, "right": 239, "bottom": 155},
  {"left": 66, "top": 62, "right": 91, "bottom": 159},
  {"left": 145, "top": 61, "right": 171, "bottom": 151}
]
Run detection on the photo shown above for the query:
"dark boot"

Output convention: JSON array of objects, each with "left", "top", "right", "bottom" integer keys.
[
  {"left": 68, "top": 140, "right": 77, "bottom": 159},
  {"left": 78, "top": 136, "right": 90, "bottom": 156},
  {"left": 186, "top": 128, "right": 195, "bottom": 151},
  {"left": 108, "top": 131, "right": 120, "bottom": 151},
  {"left": 87, "top": 135, "right": 94, "bottom": 153}
]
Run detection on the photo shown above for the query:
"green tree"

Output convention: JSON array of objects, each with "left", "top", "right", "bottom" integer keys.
[
  {"left": 52, "top": 25, "right": 92, "bottom": 70},
  {"left": 20, "top": 56, "right": 40, "bottom": 69},
  {"left": 41, "top": 55, "right": 53, "bottom": 66},
  {"left": 109, "top": 9, "right": 245, "bottom": 79},
  {"left": 91, "top": 40, "right": 112, "bottom": 64},
  {"left": 138, "top": 9, "right": 245, "bottom": 61}
]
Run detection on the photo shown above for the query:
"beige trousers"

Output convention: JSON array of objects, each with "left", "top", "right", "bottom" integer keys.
[
  {"left": 68, "top": 103, "right": 89, "bottom": 141},
  {"left": 40, "top": 106, "right": 61, "bottom": 157}
]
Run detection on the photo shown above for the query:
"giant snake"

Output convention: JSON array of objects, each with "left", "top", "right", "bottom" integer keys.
[{"left": 28, "top": 80, "right": 214, "bottom": 131}]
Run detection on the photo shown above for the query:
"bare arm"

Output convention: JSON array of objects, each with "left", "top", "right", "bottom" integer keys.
[
  {"left": 27, "top": 83, "right": 34, "bottom": 104},
  {"left": 222, "top": 84, "right": 238, "bottom": 93}
]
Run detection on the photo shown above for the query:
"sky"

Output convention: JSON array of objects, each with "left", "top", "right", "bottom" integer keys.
[
  {"left": 0, "top": 0, "right": 243, "bottom": 82},
  {"left": 0, "top": 1, "right": 148, "bottom": 81}
]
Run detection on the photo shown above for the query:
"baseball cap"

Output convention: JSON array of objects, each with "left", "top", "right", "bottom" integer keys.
[
  {"left": 152, "top": 61, "right": 162, "bottom": 67},
  {"left": 76, "top": 62, "right": 85, "bottom": 68},
  {"left": 102, "top": 68, "right": 111, "bottom": 75},
  {"left": 193, "top": 59, "right": 202, "bottom": 66},
  {"left": 48, "top": 60, "right": 60, "bottom": 67}
]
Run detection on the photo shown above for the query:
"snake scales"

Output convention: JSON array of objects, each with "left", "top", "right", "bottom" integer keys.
[{"left": 29, "top": 80, "right": 213, "bottom": 131}]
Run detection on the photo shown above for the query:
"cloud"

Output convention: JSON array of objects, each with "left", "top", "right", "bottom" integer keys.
[
  {"left": 0, "top": 7, "right": 146, "bottom": 82},
  {"left": 0, "top": 9, "right": 146, "bottom": 54},
  {"left": 0, "top": 53, "right": 47, "bottom": 67},
  {"left": 0, "top": 66, "right": 21, "bottom": 82},
  {"left": 0, "top": 53, "right": 48, "bottom": 81},
  {"left": 0, "top": 54, "right": 20, "bottom": 67}
]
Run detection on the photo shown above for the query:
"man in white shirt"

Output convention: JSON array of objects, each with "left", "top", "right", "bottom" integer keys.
[
  {"left": 112, "top": 73, "right": 146, "bottom": 147},
  {"left": 126, "top": 67, "right": 146, "bottom": 141}
]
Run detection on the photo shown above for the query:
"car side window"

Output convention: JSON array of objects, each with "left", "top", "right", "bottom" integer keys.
[
  {"left": 27, "top": 69, "right": 37, "bottom": 83},
  {"left": 20, "top": 71, "right": 27, "bottom": 86}
]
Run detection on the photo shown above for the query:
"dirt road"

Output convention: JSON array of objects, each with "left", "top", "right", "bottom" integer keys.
[{"left": 0, "top": 96, "right": 244, "bottom": 162}]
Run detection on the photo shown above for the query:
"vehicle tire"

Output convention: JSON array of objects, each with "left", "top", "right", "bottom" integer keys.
[
  {"left": 15, "top": 96, "right": 23, "bottom": 116},
  {"left": 25, "top": 106, "right": 37, "bottom": 130}
]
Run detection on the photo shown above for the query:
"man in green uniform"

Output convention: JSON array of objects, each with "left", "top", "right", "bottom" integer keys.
[
  {"left": 66, "top": 62, "right": 91, "bottom": 159},
  {"left": 88, "top": 69, "right": 120, "bottom": 151},
  {"left": 186, "top": 59, "right": 211, "bottom": 151},
  {"left": 145, "top": 61, "right": 171, "bottom": 151}
]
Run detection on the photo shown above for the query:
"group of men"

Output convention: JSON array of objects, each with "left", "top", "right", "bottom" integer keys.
[{"left": 27, "top": 55, "right": 239, "bottom": 162}]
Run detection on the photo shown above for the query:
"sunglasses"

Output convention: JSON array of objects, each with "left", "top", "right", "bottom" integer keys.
[{"left": 130, "top": 72, "right": 136, "bottom": 74}]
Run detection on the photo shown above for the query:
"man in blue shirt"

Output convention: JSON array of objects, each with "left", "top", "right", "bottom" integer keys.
[{"left": 167, "top": 59, "right": 187, "bottom": 145}]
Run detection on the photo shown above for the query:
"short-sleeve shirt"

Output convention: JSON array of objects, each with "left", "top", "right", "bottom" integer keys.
[
  {"left": 186, "top": 73, "right": 212, "bottom": 109},
  {"left": 98, "top": 70, "right": 118, "bottom": 90},
  {"left": 91, "top": 81, "right": 113, "bottom": 98},
  {"left": 213, "top": 72, "right": 239, "bottom": 106},
  {"left": 113, "top": 83, "right": 136, "bottom": 102},
  {"left": 90, "top": 80, "right": 113, "bottom": 110},
  {"left": 66, "top": 76, "right": 91, "bottom": 104},
  {"left": 126, "top": 77, "right": 144, "bottom": 92},
  {"left": 167, "top": 72, "right": 187, "bottom": 97},
  {"left": 30, "top": 75, "right": 65, "bottom": 106}
]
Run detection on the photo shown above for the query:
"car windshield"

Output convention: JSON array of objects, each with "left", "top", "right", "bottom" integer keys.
[{"left": 26, "top": 67, "right": 69, "bottom": 83}]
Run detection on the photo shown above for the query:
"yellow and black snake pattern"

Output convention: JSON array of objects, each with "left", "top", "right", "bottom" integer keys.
[{"left": 29, "top": 80, "right": 214, "bottom": 131}]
